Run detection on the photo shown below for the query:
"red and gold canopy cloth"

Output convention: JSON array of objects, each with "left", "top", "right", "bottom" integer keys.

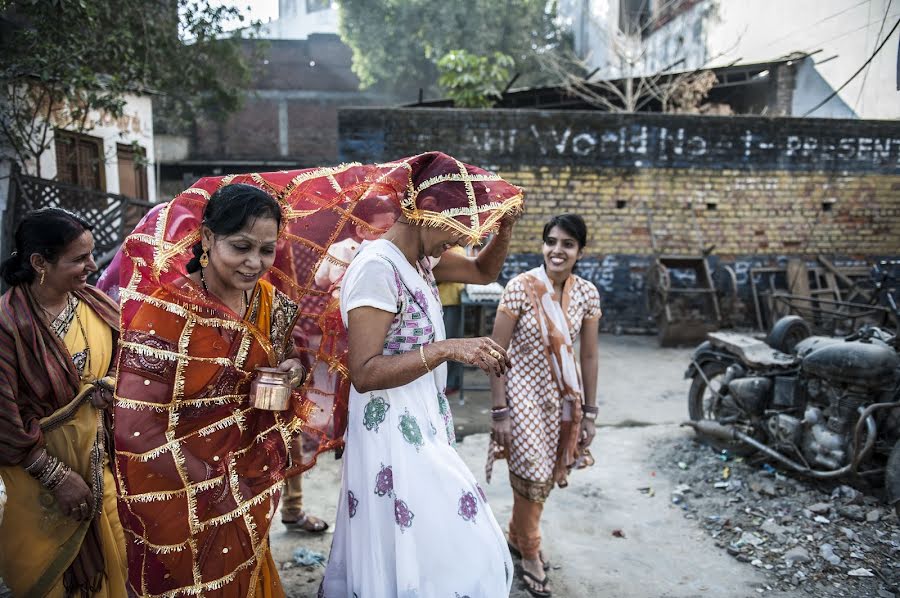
[{"left": 116, "top": 151, "right": 523, "bottom": 472}]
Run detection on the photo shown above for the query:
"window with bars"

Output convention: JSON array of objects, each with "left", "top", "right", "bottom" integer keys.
[{"left": 54, "top": 130, "right": 106, "bottom": 191}]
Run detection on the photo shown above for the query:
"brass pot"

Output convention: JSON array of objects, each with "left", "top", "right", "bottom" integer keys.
[{"left": 249, "top": 367, "right": 291, "bottom": 410}]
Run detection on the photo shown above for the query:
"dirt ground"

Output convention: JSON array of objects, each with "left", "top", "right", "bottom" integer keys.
[{"left": 270, "top": 334, "right": 813, "bottom": 597}]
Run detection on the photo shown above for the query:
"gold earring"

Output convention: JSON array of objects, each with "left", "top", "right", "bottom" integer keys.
[
  {"left": 199, "top": 248, "right": 209, "bottom": 268},
  {"left": 39, "top": 270, "right": 45, "bottom": 286}
]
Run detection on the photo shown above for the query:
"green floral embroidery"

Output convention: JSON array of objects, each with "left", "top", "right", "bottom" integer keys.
[
  {"left": 398, "top": 409, "right": 424, "bottom": 450},
  {"left": 438, "top": 392, "right": 456, "bottom": 446},
  {"left": 364, "top": 395, "right": 389, "bottom": 432}
]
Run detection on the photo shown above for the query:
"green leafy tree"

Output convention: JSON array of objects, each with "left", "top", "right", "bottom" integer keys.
[
  {"left": 337, "top": 0, "right": 569, "bottom": 99},
  {"left": 437, "top": 50, "right": 514, "bottom": 108},
  {"left": 0, "top": 0, "right": 260, "bottom": 175}
]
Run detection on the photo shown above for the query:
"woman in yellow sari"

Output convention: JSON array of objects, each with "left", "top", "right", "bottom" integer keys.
[
  {"left": 113, "top": 184, "right": 306, "bottom": 597},
  {"left": 0, "top": 208, "right": 127, "bottom": 597}
]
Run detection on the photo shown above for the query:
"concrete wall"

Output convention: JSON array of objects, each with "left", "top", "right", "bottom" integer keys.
[
  {"left": 339, "top": 107, "right": 900, "bottom": 329},
  {"left": 559, "top": 0, "right": 899, "bottom": 120}
]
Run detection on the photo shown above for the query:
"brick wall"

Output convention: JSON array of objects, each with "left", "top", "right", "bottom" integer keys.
[{"left": 338, "top": 108, "right": 900, "bottom": 330}]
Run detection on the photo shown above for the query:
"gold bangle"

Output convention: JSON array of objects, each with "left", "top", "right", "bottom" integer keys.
[{"left": 419, "top": 344, "right": 431, "bottom": 372}]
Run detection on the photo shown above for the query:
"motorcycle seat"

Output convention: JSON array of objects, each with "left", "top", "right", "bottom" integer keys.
[{"left": 707, "top": 332, "right": 799, "bottom": 368}]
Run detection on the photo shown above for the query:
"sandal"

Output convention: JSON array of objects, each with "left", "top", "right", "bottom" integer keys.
[
  {"left": 520, "top": 569, "right": 551, "bottom": 597},
  {"left": 507, "top": 541, "right": 550, "bottom": 571},
  {"left": 283, "top": 512, "right": 329, "bottom": 534}
]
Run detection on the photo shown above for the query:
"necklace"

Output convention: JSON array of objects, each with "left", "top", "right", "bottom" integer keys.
[
  {"left": 38, "top": 293, "right": 77, "bottom": 339},
  {"left": 39, "top": 292, "right": 91, "bottom": 378},
  {"left": 200, "top": 267, "right": 248, "bottom": 314},
  {"left": 71, "top": 302, "right": 92, "bottom": 380}
]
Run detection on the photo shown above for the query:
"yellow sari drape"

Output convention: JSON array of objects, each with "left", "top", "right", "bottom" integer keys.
[{"left": 0, "top": 301, "right": 127, "bottom": 597}]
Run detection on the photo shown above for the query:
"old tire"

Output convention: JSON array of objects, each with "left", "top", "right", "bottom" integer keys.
[
  {"left": 688, "top": 361, "right": 728, "bottom": 422},
  {"left": 767, "top": 315, "right": 811, "bottom": 354},
  {"left": 687, "top": 361, "right": 756, "bottom": 456},
  {"left": 886, "top": 440, "right": 900, "bottom": 519}
]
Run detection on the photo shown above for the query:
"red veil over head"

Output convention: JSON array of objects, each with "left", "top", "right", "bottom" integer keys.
[{"left": 117, "top": 152, "right": 524, "bottom": 473}]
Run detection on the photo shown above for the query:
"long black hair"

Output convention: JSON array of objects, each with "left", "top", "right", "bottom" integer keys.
[
  {"left": 0, "top": 207, "right": 93, "bottom": 286},
  {"left": 542, "top": 213, "right": 588, "bottom": 250},
  {"left": 186, "top": 183, "right": 282, "bottom": 274}
]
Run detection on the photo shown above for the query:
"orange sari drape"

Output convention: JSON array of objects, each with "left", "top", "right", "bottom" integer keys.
[{"left": 114, "top": 278, "right": 299, "bottom": 597}]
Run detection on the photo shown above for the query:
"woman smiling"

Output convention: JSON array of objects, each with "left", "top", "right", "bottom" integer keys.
[{"left": 486, "top": 214, "right": 602, "bottom": 598}]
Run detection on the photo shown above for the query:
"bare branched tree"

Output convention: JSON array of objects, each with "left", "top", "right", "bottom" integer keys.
[{"left": 539, "top": 0, "right": 737, "bottom": 114}]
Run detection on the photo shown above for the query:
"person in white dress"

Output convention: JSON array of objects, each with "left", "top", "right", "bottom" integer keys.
[{"left": 321, "top": 153, "right": 524, "bottom": 597}]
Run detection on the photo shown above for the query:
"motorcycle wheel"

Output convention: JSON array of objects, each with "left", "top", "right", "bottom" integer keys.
[
  {"left": 766, "top": 315, "right": 811, "bottom": 354},
  {"left": 886, "top": 440, "right": 900, "bottom": 519},
  {"left": 687, "top": 361, "right": 757, "bottom": 456}
]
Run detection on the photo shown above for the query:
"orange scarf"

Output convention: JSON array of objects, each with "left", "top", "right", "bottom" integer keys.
[{"left": 520, "top": 267, "right": 587, "bottom": 486}]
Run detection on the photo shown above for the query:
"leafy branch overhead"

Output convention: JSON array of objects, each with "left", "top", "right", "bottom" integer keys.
[
  {"left": 0, "top": 0, "right": 260, "bottom": 173},
  {"left": 437, "top": 51, "right": 515, "bottom": 108},
  {"left": 337, "top": 0, "right": 571, "bottom": 99}
]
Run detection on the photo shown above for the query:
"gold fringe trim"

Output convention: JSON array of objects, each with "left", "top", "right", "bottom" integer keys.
[
  {"left": 119, "top": 288, "right": 254, "bottom": 332},
  {"left": 281, "top": 163, "right": 360, "bottom": 199},
  {"left": 412, "top": 171, "right": 504, "bottom": 196},
  {"left": 140, "top": 539, "right": 266, "bottom": 598},
  {"left": 118, "top": 341, "right": 233, "bottom": 367},
  {"left": 234, "top": 330, "right": 252, "bottom": 370},
  {"left": 196, "top": 479, "right": 283, "bottom": 531},
  {"left": 114, "top": 396, "right": 171, "bottom": 412},
  {"left": 402, "top": 192, "right": 524, "bottom": 244},
  {"left": 124, "top": 527, "right": 190, "bottom": 555},
  {"left": 117, "top": 407, "right": 264, "bottom": 462},
  {"left": 326, "top": 174, "right": 343, "bottom": 193},
  {"left": 119, "top": 475, "right": 225, "bottom": 503},
  {"left": 181, "top": 187, "right": 211, "bottom": 201}
]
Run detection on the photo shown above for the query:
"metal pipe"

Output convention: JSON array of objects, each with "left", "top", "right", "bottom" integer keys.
[
  {"left": 851, "top": 400, "right": 900, "bottom": 469},
  {"left": 690, "top": 357, "right": 726, "bottom": 402},
  {"left": 683, "top": 416, "right": 877, "bottom": 479}
]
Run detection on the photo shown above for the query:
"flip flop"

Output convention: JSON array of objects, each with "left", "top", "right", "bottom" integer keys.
[
  {"left": 507, "top": 541, "right": 551, "bottom": 571},
  {"left": 283, "top": 512, "right": 329, "bottom": 534},
  {"left": 520, "top": 569, "right": 551, "bottom": 598}
]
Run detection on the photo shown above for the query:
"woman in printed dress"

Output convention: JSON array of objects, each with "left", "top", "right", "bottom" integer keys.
[
  {"left": 321, "top": 152, "right": 523, "bottom": 597},
  {"left": 487, "top": 214, "right": 602, "bottom": 597}
]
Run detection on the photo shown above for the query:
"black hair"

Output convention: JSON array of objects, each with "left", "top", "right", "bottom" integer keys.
[
  {"left": 542, "top": 213, "right": 588, "bottom": 250},
  {"left": 0, "top": 207, "right": 93, "bottom": 287},
  {"left": 186, "top": 183, "right": 282, "bottom": 274}
]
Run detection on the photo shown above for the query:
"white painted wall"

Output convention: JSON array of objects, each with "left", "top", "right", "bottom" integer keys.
[
  {"left": 560, "top": 0, "right": 900, "bottom": 119},
  {"left": 258, "top": 0, "right": 338, "bottom": 39},
  {"left": 36, "top": 92, "right": 156, "bottom": 200}
]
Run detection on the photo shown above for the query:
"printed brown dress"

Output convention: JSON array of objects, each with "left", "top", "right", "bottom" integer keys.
[{"left": 486, "top": 273, "right": 602, "bottom": 502}]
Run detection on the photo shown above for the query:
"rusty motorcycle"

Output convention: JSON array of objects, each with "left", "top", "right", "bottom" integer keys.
[{"left": 683, "top": 269, "right": 900, "bottom": 516}]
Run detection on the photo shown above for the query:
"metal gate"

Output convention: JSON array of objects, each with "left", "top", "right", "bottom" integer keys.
[{"left": 1, "top": 166, "right": 153, "bottom": 280}]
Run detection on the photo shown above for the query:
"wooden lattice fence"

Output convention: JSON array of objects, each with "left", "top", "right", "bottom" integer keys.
[{"left": 1, "top": 167, "right": 153, "bottom": 282}]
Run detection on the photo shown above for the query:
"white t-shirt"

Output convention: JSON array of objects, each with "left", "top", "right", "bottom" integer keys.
[{"left": 339, "top": 240, "right": 401, "bottom": 327}]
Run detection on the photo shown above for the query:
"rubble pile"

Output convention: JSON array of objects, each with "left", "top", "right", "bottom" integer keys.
[{"left": 654, "top": 437, "right": 900, "bottom": 597}]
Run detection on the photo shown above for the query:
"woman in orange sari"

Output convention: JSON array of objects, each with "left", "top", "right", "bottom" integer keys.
[
  {"left": 113, "top": 184, "right": 307, "bottom": 597},
  {"left": 0, "top": 208, "right": 127, "bottom": 597}
]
